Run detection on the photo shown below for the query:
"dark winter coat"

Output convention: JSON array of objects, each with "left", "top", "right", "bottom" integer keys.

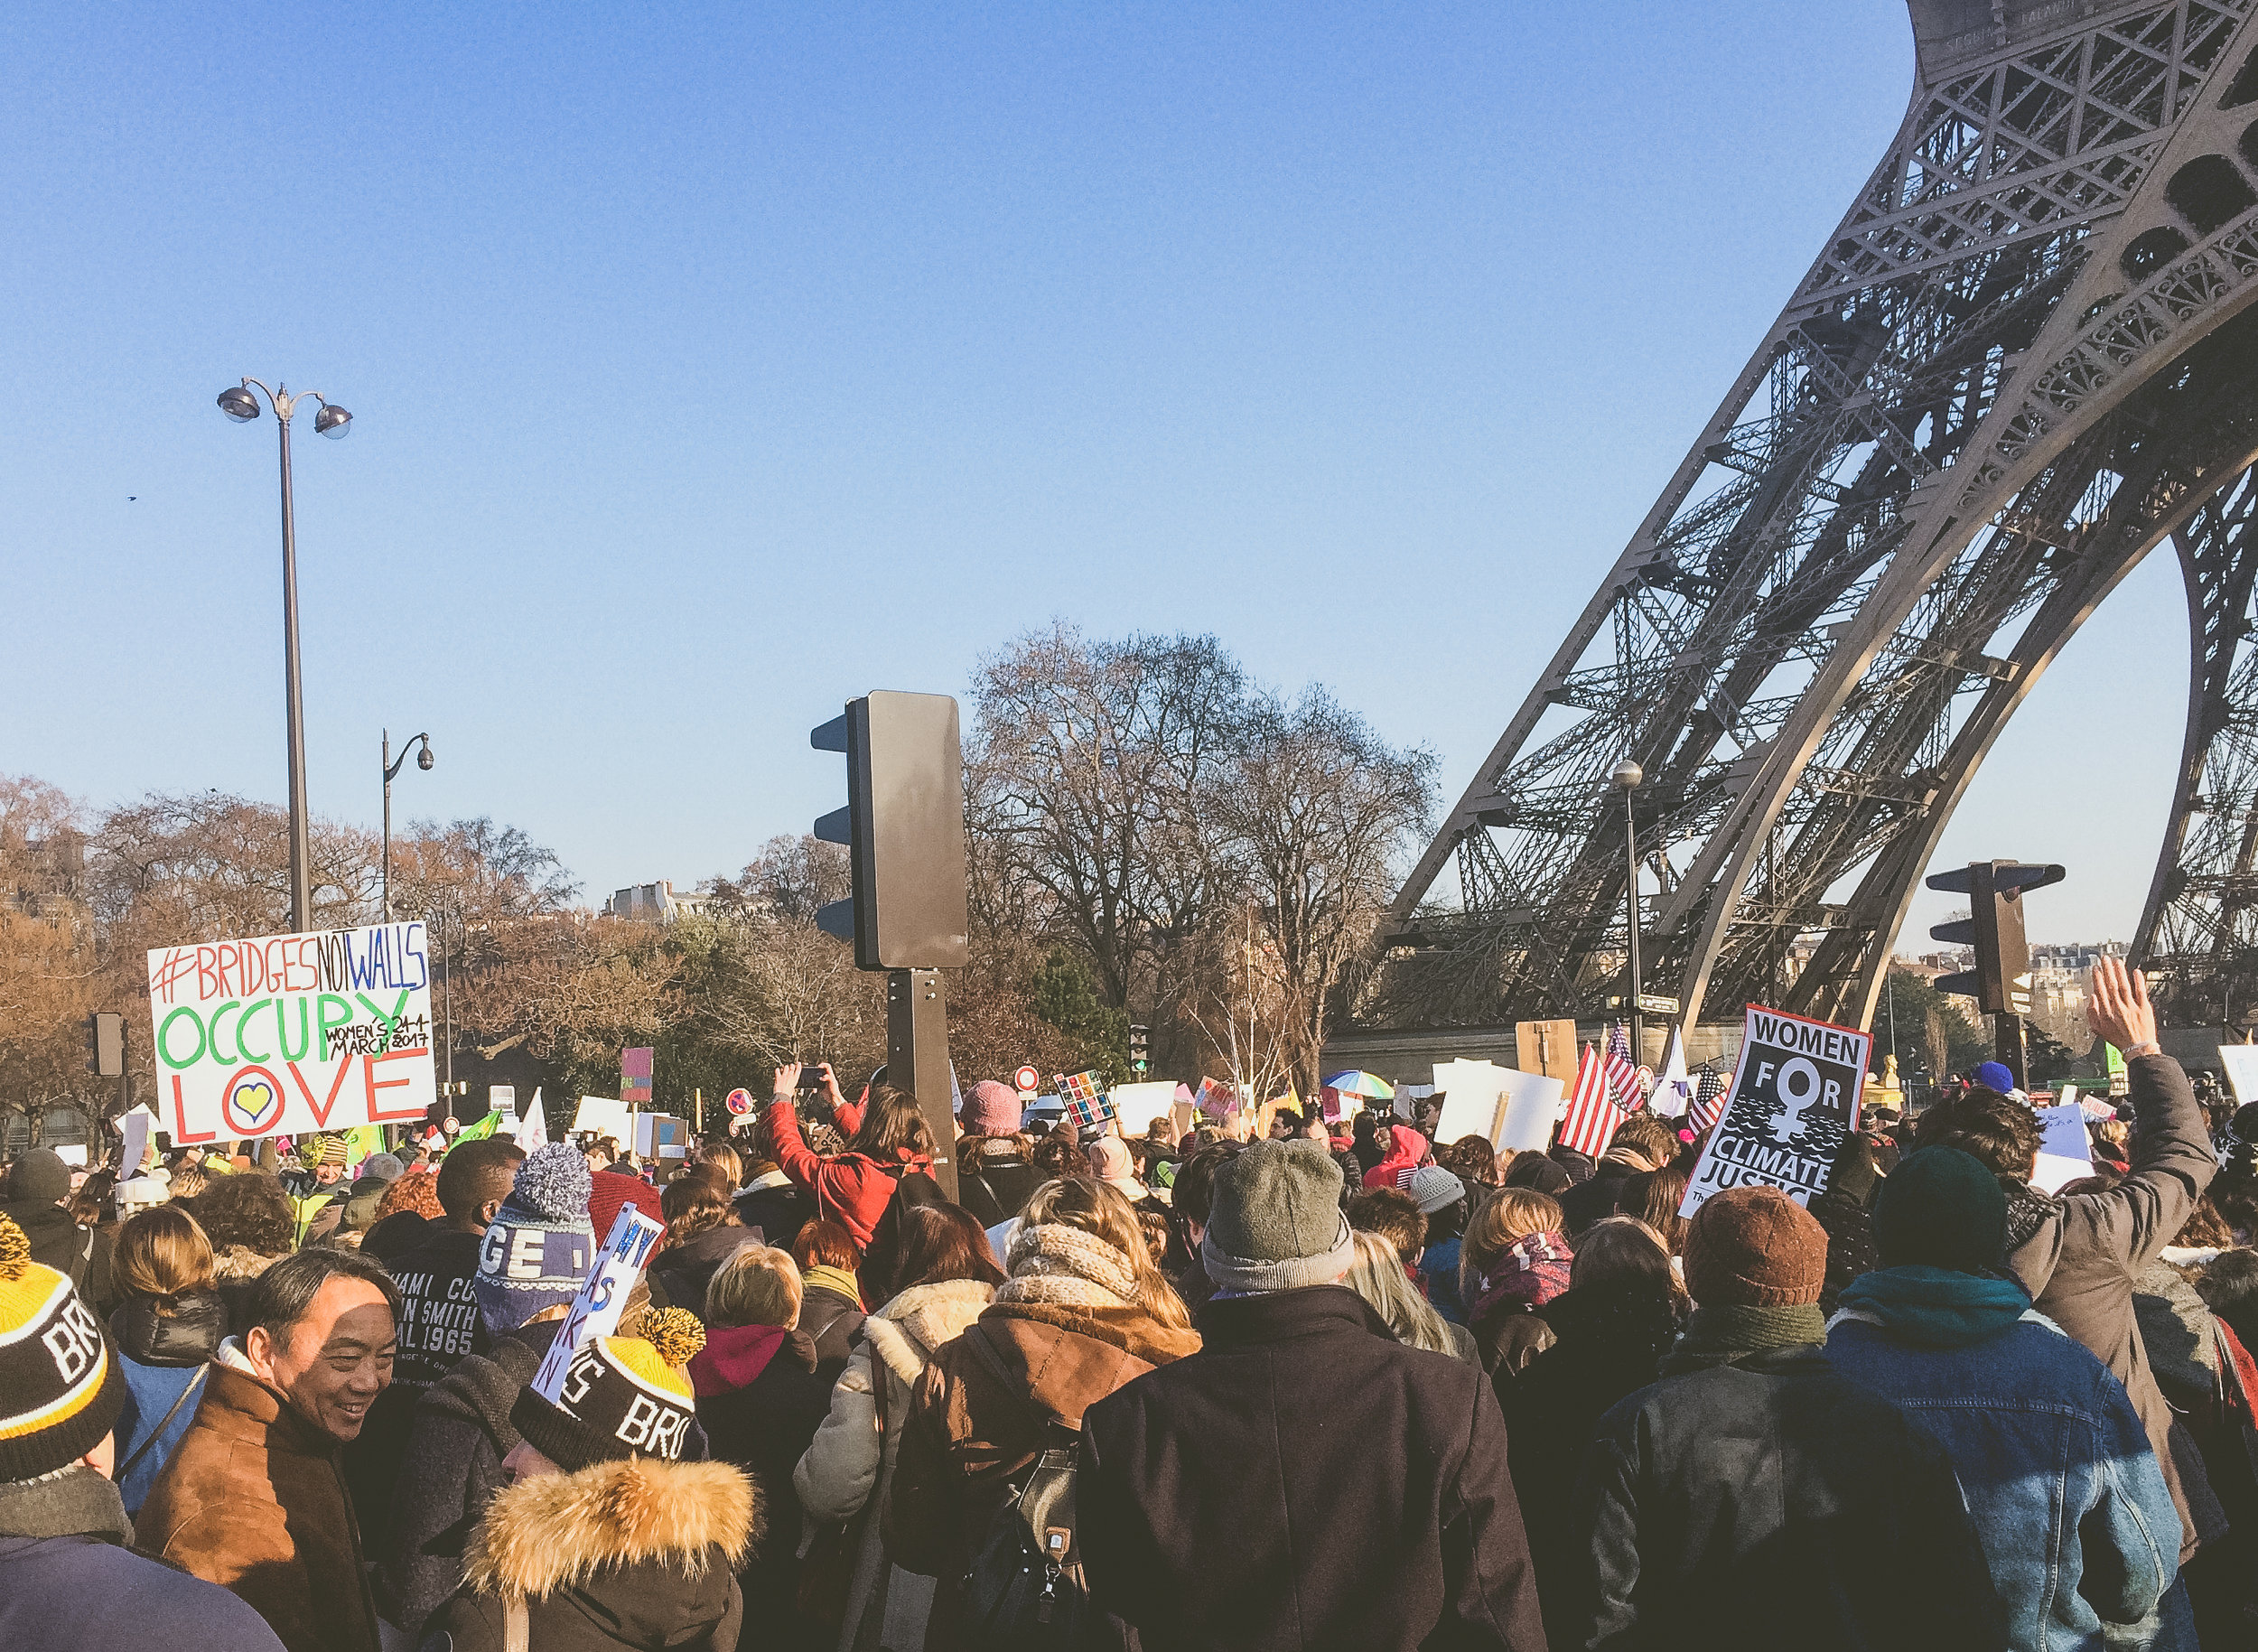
[
  {"left": 954, "top": 1148, "right": 1041, "bottom": 1231},
  {"left": 648, "top": 1225, "right": 767, "bottom": 1314},
  {"left": 733, "top": 1171, "right": 813, "bottom": 1255},
  {"left": 377, "top": 1329, "right": 553, "bottom": 1639},
  {"left": 1079, "top": 1284, "right": 1547, "bottom": 1651},
  {"left": 428, "top": 1457, "right": 754, "bottom": 1652},
  {"left": 690, "top": 1324, "right": 833, "bottom": 1650},
  {"left": 1471, "top": 1304, "right": 1557, "bottom": 1379},
  {"left": 1806, "top": 1186, "right": 1880, "bottom": 1314},
  {"left": 109, "top": 1288, "right": 227, "bottom": 1515},
  {"left": 766, "top": 1097, "right": 931, "bottom": 1248},
  {"left": 0, "top": 1466, "right": 285, "bottom": 1652},
  {"left": 798, "top": 1279, "right": 865, "bottom": 1386},
  {"left": 2003, "top": 1051, "right": 2218, "bottom": 1557},
  {"left": 1556, "top": 1159, "right": 1639, "bottom": 1236},
  {"left": 385, "top": 1227, "right": 490, "bottom": 1387},
  {"left": 3, "top": 1198, "right": 113, "bottom": 1311},
  {"left": 891, "top": 1295, "right": 1201, "bottom": 1649},
  {"left": 1495, "top": 1283, "right": 1677, "bottom": 1647},
  {"left": 1567, "top": 1344, "right": 2006, "bottom": 1650},
  {"left": 136, "top": 1357, "right": 382, "bottom": 1652}
]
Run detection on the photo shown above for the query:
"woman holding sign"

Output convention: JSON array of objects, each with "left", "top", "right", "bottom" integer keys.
[{"left": 764, "top": 1063, "right": 937, "bottom": 1249}]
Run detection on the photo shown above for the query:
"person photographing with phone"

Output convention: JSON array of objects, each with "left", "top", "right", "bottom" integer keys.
[{"left": 763, "top": 1062, "right": 938, "bottom": 1250}]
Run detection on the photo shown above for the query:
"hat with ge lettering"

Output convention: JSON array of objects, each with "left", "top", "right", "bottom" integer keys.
[
  {"left": 510, "top": 1307, "right": 705, "bottom": 1470},
  {"left": 473, "top": 1143, "right": 595, "bottom": 1337},
  {"left": 0, "top": 1212, "right": 126, "bottom": 1481}
]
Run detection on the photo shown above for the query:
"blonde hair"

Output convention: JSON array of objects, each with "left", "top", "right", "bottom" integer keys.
[
  {"left": 705, "top": 1245, "right": 803, "bottom": 1330},
  {"left": 1347, "top": 1229, "right": 1458, "bottom": 1357},
  {"left": 113, "top": 1204, "right": 215, "bottom": 1311},
  {"left": 1018, "top": 1178, "right": 1193, "bottom": 1330},
  {"left": 696, "top": 1143, "right": 743, "bottom": 1189},
  {"left": 1461, "top": 1186, "right": 1563, "bottom": 1306}
]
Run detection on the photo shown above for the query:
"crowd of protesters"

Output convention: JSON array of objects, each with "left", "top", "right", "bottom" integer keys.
[{"left": 8, "top": 957, "right": 2258, "bottom": 1647}]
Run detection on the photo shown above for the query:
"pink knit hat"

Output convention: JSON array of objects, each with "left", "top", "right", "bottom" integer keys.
[
  {"left": 961, "top": 1080, "right": 1024, "bottom": 1137},
  {"left": 1087, "top": 1135, "right": 1136, "bottom": 1184}
]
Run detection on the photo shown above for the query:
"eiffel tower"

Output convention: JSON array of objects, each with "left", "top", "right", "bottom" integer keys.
[{"left": 1369, "top": 0, "right": 2258, "bottom": 1040}]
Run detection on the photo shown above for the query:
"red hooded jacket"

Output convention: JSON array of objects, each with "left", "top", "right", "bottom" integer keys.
[
  {"left": 1362, "top": 1124, "right": 1431, "bottom": 1191},
  {"left": 764, "top": 1097, "right": 931, "bottom": 1247}
]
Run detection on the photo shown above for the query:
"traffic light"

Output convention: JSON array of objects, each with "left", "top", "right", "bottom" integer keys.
[
  {"left": 1925, "top": 861, "right": 2065, "bottom": 1014},
  {"left": 88, "top": 1013, "right": 124, "bottom": 1079},
  {"left": 811, "top": 691, "right": 971, "bottom": 972},
  {"left": 1129, "top": 1024, "right": 1150, "bottom": 1074}
]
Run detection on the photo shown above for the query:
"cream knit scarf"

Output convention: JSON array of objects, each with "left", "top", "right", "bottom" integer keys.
[{"left": 996, "top": 1223, "right": 1140, "bottom": 1310}]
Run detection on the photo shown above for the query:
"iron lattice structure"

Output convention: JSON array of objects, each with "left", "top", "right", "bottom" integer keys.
[{"left": 1369, "top": 0, "right": 2258, "bottom": 1037}]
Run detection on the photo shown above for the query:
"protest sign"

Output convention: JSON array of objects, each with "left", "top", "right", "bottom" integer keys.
[
  {"left": 2030, "top": 1103, "right": 2096, "bottom": 1193},
  {"left": 1432, "top": 1061, "right": 1509, "bottom": 1144},
  {"left": 620, "top": 1047, "right": 654, "bottom": 1110},
  {"left": 528, "top": 1205, "right": 667, "bottom": 1402},
  {"left": 1681, "top": 1005, "right": 1868, "bottom": 1216},
  {"left": 1108, "top": 1081, "right": 1177, "bottom": 1137},
  {"left": 574, "top": 1095, "right": 634, "bottom": 1138},
  {"left": 146, "top": 921, "right": 436, "bottom": 1143},
  {"left": 120, "top": 1109, "right": 151, "bottom": 1173},
  {"left": 2220, "top": 1045, "right": 2258, "bottom": 1107},
  {"left": 1494, "top": 1069, "right": 1569, "bottom": 1152}
]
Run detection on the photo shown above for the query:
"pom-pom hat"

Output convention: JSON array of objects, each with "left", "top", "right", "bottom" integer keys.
[
  {"left": 0, "top": 1212, "right": 126, "bottom": 1481},
  {"left": 511, "top": 1306, "right": 706, "bottom": 1470},
  {"left": 474, "top": 1143, "right": 596, "bottom": 1337}
]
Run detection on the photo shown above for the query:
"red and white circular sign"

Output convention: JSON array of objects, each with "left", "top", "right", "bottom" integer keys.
[{"left": 1013, "top": 1065, "right": 1040, "bottom": 1096}]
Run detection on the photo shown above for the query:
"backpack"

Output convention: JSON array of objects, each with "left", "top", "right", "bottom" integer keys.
[{"left": 954, "top": 1326, "right": 1129, "bottom": 1650}]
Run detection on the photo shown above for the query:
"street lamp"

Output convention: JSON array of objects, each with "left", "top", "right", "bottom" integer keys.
[
  {"left": 381, "top": 730, "right": 434, "bottom": 921},
  {"left": 1612, "top": 757, "right": 1645, "bottom": 1059},
  {"left": 216, "top": 378, "right": 353, "bottom": 934}
]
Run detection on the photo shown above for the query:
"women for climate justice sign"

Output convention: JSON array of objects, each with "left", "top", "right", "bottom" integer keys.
[
  {"left": 147, "top": 921, "right": 437, "bottom": 1143},
  {"left": 1680, "top": 1004, "right": 1868, "bottom": 1217}
]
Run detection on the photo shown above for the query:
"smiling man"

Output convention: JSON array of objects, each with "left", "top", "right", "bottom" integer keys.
[{"left": 135, "top": 1247, "right": 397, "bottom": 1652}]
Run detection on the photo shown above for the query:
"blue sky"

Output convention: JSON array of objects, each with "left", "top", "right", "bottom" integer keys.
[{"left": 4, "top": 3, "right": 2178, "bottom": 946}]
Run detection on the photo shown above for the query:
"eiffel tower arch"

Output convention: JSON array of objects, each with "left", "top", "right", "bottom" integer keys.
[{"left": 1367, "top": 0, "right": 2258, "bottom": 1041}]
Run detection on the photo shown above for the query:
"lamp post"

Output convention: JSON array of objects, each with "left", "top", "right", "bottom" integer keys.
[
  {"left": 217, "top": 379, "right": 352, "bottom": 934},
  {"left": 1612, "top": 757, "right": 1645, "bottom": 1059},
  {"left": 381, "top": 730, "right": 434, "bottom": 920}
]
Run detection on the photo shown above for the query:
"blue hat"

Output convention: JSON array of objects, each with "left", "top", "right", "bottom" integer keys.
[
  {"left": 1972, "top": 1061, "right": 2017, "bottom": 1095},
  {"left": 474, "top": 1144, "right": 595, "bottom": 1335}
]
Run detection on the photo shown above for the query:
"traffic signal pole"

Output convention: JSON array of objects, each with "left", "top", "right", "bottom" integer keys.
[
  {"left": 888, "top": 968, "right": 956, "bottom": 1200},
  {"left": 1926, "top": 860, "right": 2064, "bottom": 1093}
]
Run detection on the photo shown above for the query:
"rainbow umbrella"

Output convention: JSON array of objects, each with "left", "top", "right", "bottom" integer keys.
[{"left": 1322, "top": 1070, "right": 1395, "bottom": 1101}]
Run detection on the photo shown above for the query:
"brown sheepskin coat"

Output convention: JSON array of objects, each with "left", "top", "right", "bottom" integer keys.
[{"left": 427, "top": 1456, "right": 758, "bottom": 1652}]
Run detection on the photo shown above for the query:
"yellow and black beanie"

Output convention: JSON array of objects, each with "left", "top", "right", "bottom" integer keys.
[
  {"left": 511, "top": 1307, "right": 705, "bottom": 1471},
  {"left": 0, "top": 1213, "right": 126, "bottom": 1481}
]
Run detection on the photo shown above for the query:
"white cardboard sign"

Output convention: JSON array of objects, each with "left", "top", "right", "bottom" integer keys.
[
  {"left": 1107, "top": 1081, "right": 1178, "bottom": 1137},
  {"left": 2220, "top": 1046, "right": 2258, "bottom": 1107},
  {"left": 573, "top": 1095, "right": 635, "bottom": 1139},
  {"left": 528, "top": 1206, "right": 667, "bottom": 1403},
  {"left": 2030, "top": 1102, "right": 2096, "bottom": 1194}
]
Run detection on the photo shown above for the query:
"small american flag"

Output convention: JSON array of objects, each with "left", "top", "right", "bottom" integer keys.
[
  {"left": 1558, "top": 1043, "right": 1626, "bottom": 1157},
  {"left": 1602, "top": 1022, "right": 1643, "bottom": 1109},
  {"left": 1056, "top": 1070, "right": 1115, "bottom": 1131},
  {"left": 1688, "top": 1067, "right": 1729, "bottom": 1133}
]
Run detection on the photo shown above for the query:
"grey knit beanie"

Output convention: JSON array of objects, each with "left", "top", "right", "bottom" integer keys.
[{"left": 1200, "top": 1139, "right": 1355, "bottom": 1293}]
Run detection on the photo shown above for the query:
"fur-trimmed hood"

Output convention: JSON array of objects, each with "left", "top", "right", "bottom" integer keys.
[
  {"left": 210, "top": 1243, "right": 290, "bottom": 1280},
  {"left": 863, "top": 1277, "right": 994, "bottom": 1386},
  {"left": 464, "top": 1457, "right": 758, "bottom": 1601}
]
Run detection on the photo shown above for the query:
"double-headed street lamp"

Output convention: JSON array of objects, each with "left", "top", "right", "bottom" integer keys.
[
  {"left": 381, "top": 730, "right": 435, "bottom": 921},
  {"left": 1612, "top": 756, "right": 1645, "bottom": 1059},
  {"left": 217, "top": 379, "right": 352, "bottom": 934}
]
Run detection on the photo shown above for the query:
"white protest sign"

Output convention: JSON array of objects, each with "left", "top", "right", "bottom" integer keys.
[
  {"left": 1107, "top": 1081, "right": 1178, "bottom": 1137},
  {"left": 1494, "top": 1069, "right": 1569, "bottom": 1153},
  {"left": 2219, "top": 1045, "right": 2258, "bottom": 1106},
  {"left": 1682, "top": 1005, "right": 1869, "bottom": 1216},
  {"left": 146, "top": 921, "right": 437, "bottom": 1144},
  {"left": 573, "top": 1095, "right": 635, "bottom": 1138},
  {"left": 2030, "top": 1103, "right": 2097, "bottom": 1193},
  {"left": 529, "top": 1206, "right": 668, "bottom": 1403},
  {"left": 1432, "top": 1060, "right": 1509, "bottom": 1144},
  {"left": 119, "top": 1110, "right": 152, "bottom": 1172}
]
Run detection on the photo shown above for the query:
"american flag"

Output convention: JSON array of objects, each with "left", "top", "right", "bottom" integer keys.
[
  {"left": 1558, "top": 1042, "right": 1627, "bottom": 1157},
  {"left": 1056, "top": 1070, "right": 1115, "bottom": 1131},
  {"left": 1603, "top": 1022, "right": 1644, "bottom": 1109},
  {"left": 1688, "top": 1067, "right": 1730, "bottom": 1133}
]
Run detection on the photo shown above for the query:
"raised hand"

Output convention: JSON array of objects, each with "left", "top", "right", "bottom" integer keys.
[{"left": 2087, "top": 957, "right": 2159, "bottom": 1051}]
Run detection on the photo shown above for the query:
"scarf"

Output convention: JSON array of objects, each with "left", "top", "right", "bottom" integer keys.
[
  {"left": 687, "top": 1322, "right": 789, "bottom": 1396},
  {"left": 1661, "top": 1302, "right": 1828, "bottom": 1373},
  {"left": 1832, "top": 1265, "right": 2031, "bottom": 1349},
  {"left": 999, "top": 1224, "right": 1141, "bottom": 1310},
  {"left": 801, "top": 1264, "right": 860, "bottom": 1305},
  {"left": 0, "top": 1465, "right": 132, "bottom": 1546},
  {"left": 2002, "top": 1181, "right": 2058, "bottom": 1254},
  {"left": 1470, "top": 1229, "right": 1572, "bottom": 1323}
]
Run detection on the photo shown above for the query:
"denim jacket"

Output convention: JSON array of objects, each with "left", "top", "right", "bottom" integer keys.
[{"left": 1826, "top": 1311, "right": 2177, "bottom": 1651}]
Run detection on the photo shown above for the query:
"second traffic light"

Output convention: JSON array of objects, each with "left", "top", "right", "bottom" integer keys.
[
  {"left": 1129, "top": 1023, "right": 1150, "bottom": 1074},
  {"left": 811, "top": 691, "right": 970, "bottom": 972},
  {"left": 1926, "top": 860, "right": 2065, "bottom": 1014}
]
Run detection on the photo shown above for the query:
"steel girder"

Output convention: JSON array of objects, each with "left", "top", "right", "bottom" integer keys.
[{"left": 1368, "top": 0, "right": 2258, "bottom": 1035}]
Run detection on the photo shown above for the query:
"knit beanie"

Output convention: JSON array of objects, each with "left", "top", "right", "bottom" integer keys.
[
  {"left": 474, "top": 1144, "right": 596, "bottom": 1336},
  {"left": 1086, "top": 1135, "right": 1136, "bottom": 1183},
  {"left": 1872, "top": 1147, "right": 2007, "bottom": 1273},
  {"left": 1971, "top": 1061, "right": 2017, "bottom": 1096},
  {"left": 8, "top": 1148, "right": 71, "bottom": 1207},
  {"left": 361, "top": 1153, "right": 405, "bottom": 1183},
  {"left": 962, "top": 1080, "right": 1023, "bottom": 1137},
  {"left": 0, "top": 1213, "right": 125, "bottom": 1481},
  {"left": 1200, "top": 1139, "right": 1356, "bottom": 1294},
  {"left": 511, "top": 1307, "right": 705, "bottom": 1470},
  {"left": 311, "top": 1133, "right": 349, "bottom": 1168},
  {"left": 1683, "top": 1185, "right": 1827, "bottom": 1308},
  {"left": 1406, "top": 1165, "right": 1466, "bottom": 1216}
]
